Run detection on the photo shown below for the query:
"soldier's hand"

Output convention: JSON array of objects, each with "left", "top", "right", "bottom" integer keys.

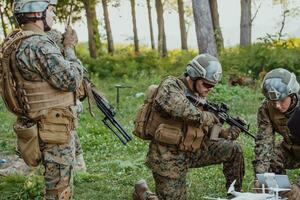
[
  {"left": 221, "top": 126, "right": 241, "bottom": 140},
  {"left": 202, "top": 111, "right": 219, "bottom": 127},
  {"left": 63, "top": 26, "right": 78, "bottom": 48},
  {"left": 253, "top": 179, "right": 262, "bottom": 193}
]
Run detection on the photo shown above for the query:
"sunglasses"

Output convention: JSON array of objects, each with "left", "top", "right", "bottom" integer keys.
[{"left": 202, "top": 82, "right": 215, "bottom": 89}]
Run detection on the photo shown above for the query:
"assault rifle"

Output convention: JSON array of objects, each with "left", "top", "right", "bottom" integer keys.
[
  {"left": 84, "top": 79, "right": 132, "bottom": 145},
  {"left": 185, "top": 90, "right": 256, "bottom": 140}
]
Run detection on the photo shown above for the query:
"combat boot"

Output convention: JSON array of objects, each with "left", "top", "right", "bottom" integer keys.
[{"left": 133, "top": 179, "right": 158, "bottom": 200}]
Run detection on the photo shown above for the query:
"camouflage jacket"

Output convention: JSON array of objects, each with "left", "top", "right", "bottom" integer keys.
[
  {"left": 153, "top": 75, "right": 208, "bottom": 126},
  {"left": 253, "top": 97, "right": 300, "bottom": 173},
  {"left": 16, "top": 23, "right": 84, "bottom": 92}
]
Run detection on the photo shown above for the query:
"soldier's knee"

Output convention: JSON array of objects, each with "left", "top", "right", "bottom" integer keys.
[{"left": 231, "top": 141, "right": 243, "bottom": 155}]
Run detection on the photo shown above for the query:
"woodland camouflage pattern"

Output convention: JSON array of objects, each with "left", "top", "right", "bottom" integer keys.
[
  {"left": 14, "top": 23, "right": 84, "bottom": 200},
  {"left": 17, "top": 24, "right": 84, "bottom": 92},
  {"left": 144, "top": 76, "right": 245, "bottom": 200},
  {"left": 253, "top": 97, "right": 300, "bottom": 185}
]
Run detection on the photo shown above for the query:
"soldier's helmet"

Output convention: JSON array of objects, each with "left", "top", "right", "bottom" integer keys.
[
  {"left": 186, "top": 54, "right": 222, "bottom": 85},
  {"left": 13, "top": 0, "right": 57, "bottom": 14},
  {"left": 262, "top": 68, "right": 300, "bottom": 101}
]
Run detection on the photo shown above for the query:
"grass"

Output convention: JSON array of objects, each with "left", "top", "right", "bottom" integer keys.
[{"left": 1, "top": 72, "right": 299, "bottom": 200}]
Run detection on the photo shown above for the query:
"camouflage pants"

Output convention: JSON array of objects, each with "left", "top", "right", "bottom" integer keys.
[
  {"left": 41, "top": 131, "right": 76, "bottom": 200},
  {"left": 268, "top": 142, "right": 300, "bottom": 185},
  {"left": 74, "top": 132, "right": 83, "bottom": 156},
  {"left": 145, "top": 138, "right": 245, "bottom": 200}
]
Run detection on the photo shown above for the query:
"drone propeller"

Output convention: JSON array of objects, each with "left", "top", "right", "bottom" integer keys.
[{"left": 203, "top": 196, "right": 228, "bottom": 200}]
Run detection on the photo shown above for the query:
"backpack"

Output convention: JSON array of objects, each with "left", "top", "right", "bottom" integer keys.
[{"left": 133, "top": 84, "right": 158, "bottom": 140}]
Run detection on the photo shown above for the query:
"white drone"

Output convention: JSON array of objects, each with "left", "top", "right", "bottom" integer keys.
[{"left": 203, "top": 173, "right": 291, "bottom": 200}]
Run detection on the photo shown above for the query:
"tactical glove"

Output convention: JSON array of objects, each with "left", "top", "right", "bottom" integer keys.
[
  {"left": 63, "top": 26, "right": 78, "bottom": 48},
  {"left": 253, "top": 179, "right": 262, "bottom": 193},
  {"left": 221, "top": 126, "right": 241, "bottom": 140},
  {"left": 202, "top": 111, "right": 219, "bottom": 127}
]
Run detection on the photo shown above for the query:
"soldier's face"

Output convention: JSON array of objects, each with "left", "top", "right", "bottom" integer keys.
[
  {"left": 45, "top": 5, "right": 56, "bottom": 28},
  {"left": 270, "top": 96, "right": 292, "bottom": 113},
  {"left": 195, "top": 79, "right": 214, "bottom": 97}
]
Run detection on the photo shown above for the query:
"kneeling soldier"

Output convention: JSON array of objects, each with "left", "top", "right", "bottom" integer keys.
[{"left": 133, "top": 54, "right": 245, "bottom": 200}]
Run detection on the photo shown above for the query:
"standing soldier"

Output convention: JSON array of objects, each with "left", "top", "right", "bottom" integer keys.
[
  {"left": 253, "top": 68, "right": 300, "bottom": 200},
  {"left": 133, "top": 54, "right": 245, "bottom": 200},
  {"left": 0, "top": 0, "right": 85, "bottom": 199}
]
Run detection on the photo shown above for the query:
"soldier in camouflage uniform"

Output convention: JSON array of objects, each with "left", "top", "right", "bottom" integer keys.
[
  {"left": 253, "top": 68, "right": 300, "bottom": 200},
  {"left": 134, "top": 54, "right": 245, "bottom": 200},
  {"left": 0, "top": 0, "right": 85, "bottom": 199},
  {"left": 47, "top": 29, "right": 86, "bottom": 172}
]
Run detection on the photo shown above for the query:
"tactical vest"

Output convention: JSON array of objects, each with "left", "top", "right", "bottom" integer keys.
[
  {"left": 267, "top": 101, "right": 300, "bottom": 144},
  {"left": 267, "top": 101, "right": 300, "bottom": 159},
  {"left": 0, "top": 29, "right": 75, "bottom": 120},
  {"left": 133, "top": 77, "right": 205, "bottom": 152}
]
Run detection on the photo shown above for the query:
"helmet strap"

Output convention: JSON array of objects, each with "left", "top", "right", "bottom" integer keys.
[{"left": 42, "top": 9, "right": 51, "bottom": 31}]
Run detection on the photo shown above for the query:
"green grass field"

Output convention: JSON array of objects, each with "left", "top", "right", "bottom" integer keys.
[{"left": 0, "top": 72, "right": 299, "bottom": 200}]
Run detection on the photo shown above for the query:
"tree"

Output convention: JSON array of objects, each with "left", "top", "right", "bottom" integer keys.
[
  {"left": 192, "top": 0, "right": 217, "bottom": 57},
  {"left": 240, "top": 0, "right": 252, "bottom": 47},
  {"left": 155, "top": 0, "right": 167, "bottom": 57},
  {"left": 209, "top": 0, "right": 224, "bottom": 51},
  {"left": 177, "top": 0, "right": 188, "bottom": 50},
  {"left": 102, "top": 0, "right": 114, "bottom": 55},
  {"left": 146, "top": 0, "right": 155, "bottom": 49},
  {"left": 130, "top": 0, "right": 139, "bottom": 53},
  {"left": 83, "top": 0, "right": 102, "bottom": 58}
]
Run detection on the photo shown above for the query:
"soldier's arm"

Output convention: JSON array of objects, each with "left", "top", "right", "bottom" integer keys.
[
  {"left": 35, "top": 39, "right": 84, "bottom": 92},
  {"left": 154, "top": 78, "right": 206, "bottom": 125},
  {"left": 253, "top": 102, "right": 275, "bottom": 173}
]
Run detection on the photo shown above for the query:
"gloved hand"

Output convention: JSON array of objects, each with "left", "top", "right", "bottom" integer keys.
[
  {"left": 63, "top": 26, "right": 78, "bottom": 48},
  {"left": 202, "top": 111, "right": 219, "bottom": 127},
  {"left": 253, "top": 179, "right": 262, "bottom": 193},
  {"left": 281, "top": 184, "right": 300, "bottom": 200},
  {"left": 221, "top": 126, "right": 241, "bottom": 140}
]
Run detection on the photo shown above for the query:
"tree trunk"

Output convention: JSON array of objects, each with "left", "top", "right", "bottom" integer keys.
[
  {"left": 0, "top": 4, "right": 7, "bottom": 37},
  {"left": 209, "top": 0, "right": 224, "bottom": 51},
  {"left": 155, "top": 0, "right": 167, "bottom": 57},
  {"left": 177, "top": 0, "right": 187, "bottom": 50},
  {"left": 130, "top": 0, "right": 139, "bottom": 53},
  {"left": 102, "top": 0, "right": 114, "bottom": 54},
  {"left": 240, "top": 0, "right": 252, "bottom": 47},
  {"left": 83, "top": 0, "right": 101, "bottom": 58},
  {"left": 192, "top": 0, "right": 218, "bottom": 57},
  {"left": 146, "top": 0, "right": 155, "bottom": 49}
]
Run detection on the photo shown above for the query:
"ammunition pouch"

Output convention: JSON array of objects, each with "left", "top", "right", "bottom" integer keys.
[
  {"left": 180, "top": 126, "right": 205, "bottom": 152},
  {"left": 150, "top": 111, "right": 205, "bottom": 152},
  {"left": 154, "top": 124, "right": 182, "bottom": 145},
  {"left": 39, "top": 108, "right": 75, "bottom": 144},
  {"left": 14, "top": 122, "right": 41, "bottom": 167}
]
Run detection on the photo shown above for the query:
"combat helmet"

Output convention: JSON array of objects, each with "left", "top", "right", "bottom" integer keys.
[
  {"left": 186, "top": 54, "right": 222, "bottom": 85},
  {"left": 262, "top": 68, "right": 300, "bottom": 101},
  {"left": 13, "top": 0, "right": 57, "bottom": 31},
  {"left": 13, "top": 0, "right": 57, "bottom": 14}
]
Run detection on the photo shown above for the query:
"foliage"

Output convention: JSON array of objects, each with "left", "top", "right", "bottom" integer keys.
[{"left": 220, "top": 39, "right": 300, "bottom": 79}]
